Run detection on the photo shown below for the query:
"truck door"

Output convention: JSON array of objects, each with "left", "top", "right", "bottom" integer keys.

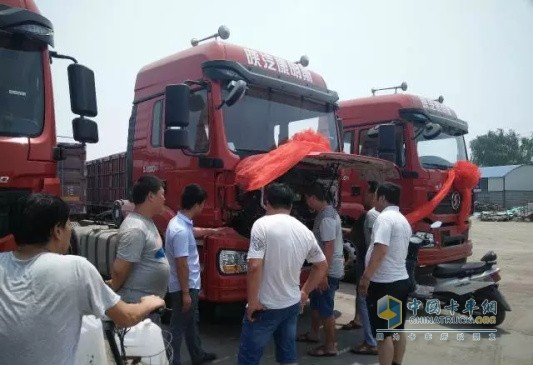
[
  {"left": 341, "top": 129, "right": 365, "bottom": 209},
  {"left": 158, "top": 90, "right": 217, "bottom": 224},
  {"left": 131, "top": 98, "right": 163, "bottom": 181}
]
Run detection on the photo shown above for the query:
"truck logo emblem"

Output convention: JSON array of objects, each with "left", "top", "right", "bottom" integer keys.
[
  {"left": 450, "top": 191, "right": 461, "bottom": 211},
  {"left": 0, "top": 176, "right": 9, "bottom": 183},
  {"left": 142, "top": 165, "right": 158, "bottom": 173}
]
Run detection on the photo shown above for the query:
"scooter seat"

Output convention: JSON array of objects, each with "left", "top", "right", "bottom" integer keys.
[{"left": 433, "top": 262, "right": 486, "bottom": 278}]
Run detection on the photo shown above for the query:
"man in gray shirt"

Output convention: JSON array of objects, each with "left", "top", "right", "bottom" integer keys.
[
  {"left": 297, "top": 182, "right": 343, "bottom": 357},
  {"left": 0, "top": 193, "right": 164, "bottom": 365},
  {"left": 109, "top": 176, "right": 170, "bottom": 306}
]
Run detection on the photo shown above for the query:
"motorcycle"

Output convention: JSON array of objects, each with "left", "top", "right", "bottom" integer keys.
[{"left": 407, "top": 222, "right": 511, "bottom": 327}]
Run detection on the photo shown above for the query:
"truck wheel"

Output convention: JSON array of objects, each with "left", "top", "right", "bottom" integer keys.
[{"left": 199, "top": 301, "right": 223, "bottom": 323}]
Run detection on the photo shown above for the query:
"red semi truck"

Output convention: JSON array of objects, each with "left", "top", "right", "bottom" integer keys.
[
  {"left": 71, "top": 27, "right": 398, "bottom": 305},
  {"left": 339, "top": 83, "right": 474, "bottom": 272},
  {"left": 0, "top": 0, "right": 99, "bottom": 252}
]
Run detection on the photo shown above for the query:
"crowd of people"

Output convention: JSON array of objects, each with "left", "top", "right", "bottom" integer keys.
[{"left": 0, "top": 175, "right": 412, "bottom": 365}]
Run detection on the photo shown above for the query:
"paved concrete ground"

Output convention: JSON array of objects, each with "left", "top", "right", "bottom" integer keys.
[{"left": 109, "top": 219, "right": 533, "bottom": 364}]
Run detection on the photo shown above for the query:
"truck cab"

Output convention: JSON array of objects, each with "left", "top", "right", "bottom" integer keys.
[
  {"left": 124, "top": 31, "right": 340, "bottom": 302},
  {"left": 0, "top": 0, "right": 99, "bottom": 252},
  {"left": 100, "top": 28, "right": 397, "bottom": 303},
  {"left": 339, "top": 91, "right": 473, "bottom": 267}
]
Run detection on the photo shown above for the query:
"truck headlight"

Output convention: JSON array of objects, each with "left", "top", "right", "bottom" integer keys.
[
  {"left": 219, "top": 250, "right": 247, "bottom": 274},
  {"left": 414, "top": 232, "right": 436, "bottom": 247}
]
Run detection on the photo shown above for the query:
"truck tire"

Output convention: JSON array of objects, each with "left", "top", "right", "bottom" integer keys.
[{"left": 198, "top": 302, "right": 224, "bottom": 324}]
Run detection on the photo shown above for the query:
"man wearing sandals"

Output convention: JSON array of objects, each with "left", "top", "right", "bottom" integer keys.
[
  {"left": 297, "top": 182, "right": 344, "bottom": 357},
  {"left": 359, "top": 183, "right": 412, "bottom": 365}
]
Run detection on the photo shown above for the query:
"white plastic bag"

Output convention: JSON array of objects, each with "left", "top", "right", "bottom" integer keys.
[
  {"left": 114, "top": 319, "right": 169, "bottom": 365},
  {"left": 75, "top": 315, "right": 107, "bottom": 365}
]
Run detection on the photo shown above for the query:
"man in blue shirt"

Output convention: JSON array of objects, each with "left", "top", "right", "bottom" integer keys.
[{"left": 165, "top": 184, "right": 217, "bottom": 365}]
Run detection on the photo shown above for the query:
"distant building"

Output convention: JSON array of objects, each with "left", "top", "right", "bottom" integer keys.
[{"left": 475, "top": 164, "right": 533, "bottom": 209}]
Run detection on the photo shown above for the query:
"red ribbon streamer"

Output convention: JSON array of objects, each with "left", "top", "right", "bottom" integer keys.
[
  {"left": 235, "top": 130, "right": 331, "bottom": 191},
  {"left": 406, "top": 161, "right": 480, "bottom": 231}
]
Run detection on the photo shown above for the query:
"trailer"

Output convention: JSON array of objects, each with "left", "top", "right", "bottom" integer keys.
[
  {"left": 86, "top": 152, "right": 127, "bottom": 216},
  {"left": 57, "top": 142, "right": 87, "bottom": 217}
]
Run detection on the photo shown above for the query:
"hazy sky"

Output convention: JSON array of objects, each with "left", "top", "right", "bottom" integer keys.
[{"left": 39, "top": 0, "right": 533, "bottom": 160}]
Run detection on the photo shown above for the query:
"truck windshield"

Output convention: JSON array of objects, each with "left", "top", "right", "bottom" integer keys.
[
  {"left": 222, "top": 86, "right": 338, "bottom": 156},
  {"left": 416, "top": 129, "right": 467, "bottom": 169},
  {"left": 0, "top": 35, "right": 44, "bottom": 137}
]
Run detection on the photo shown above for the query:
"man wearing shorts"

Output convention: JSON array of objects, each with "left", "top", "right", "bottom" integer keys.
[
  {"left": 298, "top": 182, "right": 344, "bottom": 357},
  {"left": 358, "top": 182, "right": 412, "bottom": 365}
]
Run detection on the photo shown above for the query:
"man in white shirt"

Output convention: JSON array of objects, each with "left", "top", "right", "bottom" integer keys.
[
  {"left": 237, "top": 183, "right": 328, "bottom": 365},
  {"left": 358, "top": 182, "right": 412, "bottom": 365}
]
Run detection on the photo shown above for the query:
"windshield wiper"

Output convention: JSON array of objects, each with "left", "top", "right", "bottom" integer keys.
[
  {"left": 423, "top": 163, "right": 452, "bottom": 170},
  {"left": 236, "top": 148, "right": 268, "bottom": 153}
]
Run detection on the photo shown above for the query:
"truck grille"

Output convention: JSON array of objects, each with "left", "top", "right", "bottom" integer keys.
[
  {"left": 428, "top": 191, "right": 461, "bottom": 215},
  {"left": 0, "top": 189, "right": 31, "bottom": 238}
]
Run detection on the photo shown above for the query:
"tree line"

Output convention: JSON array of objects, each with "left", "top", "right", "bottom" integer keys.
[{"left": 470, "top": 129, "right": 533, "bottom": 167}]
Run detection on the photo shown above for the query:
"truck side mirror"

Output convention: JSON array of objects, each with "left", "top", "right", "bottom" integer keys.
[
  {"left": 217, "top": 80, "right": 247, "bottom": 109},
  {"left": 225, "top": 80, "right": 247, "bottom": 107},
  {"left": 72, "top": 118, "right": 99, "bottom": 144},
  {"left": 164, "top": 129, "right": 189, "bottom": 149},
  {"left": 68, "top": 64, "right": 98, "bottom": 117},
  {"left": 422, "top": 122, "right": 442, "bottom": 140},
  {"left": 165, "top": 84, "right": 191, "bottom": 127},
  {"left": 377, "top": 124, "right": 396, "bottom": 163}
]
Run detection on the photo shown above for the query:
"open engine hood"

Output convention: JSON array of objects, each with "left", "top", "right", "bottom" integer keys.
[
  {"left": 236, "top": 150, "right": 399, "bottom": 191},
  {"left": 300, "top": 152, "right": 400, "bottom": 181}
]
